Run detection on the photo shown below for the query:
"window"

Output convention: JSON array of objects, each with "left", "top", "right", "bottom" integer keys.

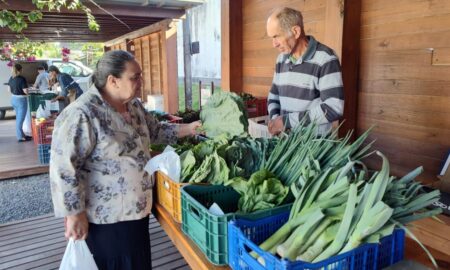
[{"left": 52, "top": 61, "right": 87, "bottom": 77}]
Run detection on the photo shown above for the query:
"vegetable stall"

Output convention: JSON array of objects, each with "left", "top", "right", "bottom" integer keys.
[{"left": 151, "top": 90, "right": 444, "bottom": 270}]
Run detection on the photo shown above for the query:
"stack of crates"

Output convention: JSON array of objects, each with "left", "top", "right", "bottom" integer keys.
[
  {"left": 28, "top": 93, "right": 58, "bottom": 165},
  {"left": 244, "top": 97, "right": 267, "bottom": 118},
  {"left": 31, "top": 118, "right": 54, "bottom": 145},
  {"left": 180, "top": 185, "right": 292, "bottom": 265},
  {"left": 37, "top": 144, "right": 51, "bottom": 165},
  {"left": 32, "top": 117, "right": 55, "bottom": 164}
]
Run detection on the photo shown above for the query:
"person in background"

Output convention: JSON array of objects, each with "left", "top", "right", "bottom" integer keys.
[
  {"left": 33, "top": 65, "right": 49, "bottom": 92},
  {"left": 50, "top": 50, "right": 201, "bottom": 270},
  {"left": 8, "top": 63, "right": 32, "bottom": 142},
  {"left": 48, "top": 65, "right": 83, "bottom": 104},
  {"left": 266, "top": 7, "right": 344, "bottom": 136}
]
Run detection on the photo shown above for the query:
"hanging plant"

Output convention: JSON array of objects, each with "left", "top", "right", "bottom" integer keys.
[{"left": 0, "top": 39, "right": 44, "bottom": 64}]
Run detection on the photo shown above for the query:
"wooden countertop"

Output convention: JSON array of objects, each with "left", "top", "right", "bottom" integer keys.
[
  {"left": 154, "top": 201, "right": 450, "bottom": 270},
  {"left": 405, "top": 214, "right": 450, "bottom": 269}
]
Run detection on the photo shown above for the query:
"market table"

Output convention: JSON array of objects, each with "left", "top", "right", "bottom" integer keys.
[
  {"left": 154, "top": 201, "right": 450, "bottom": 270},
  {"left": 154, "top": 203, "right": 230, "bottom": 270}
]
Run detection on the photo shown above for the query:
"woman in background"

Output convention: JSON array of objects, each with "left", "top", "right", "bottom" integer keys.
[{"left": 8, "top": 63, "right": 31, "bottom": 142}]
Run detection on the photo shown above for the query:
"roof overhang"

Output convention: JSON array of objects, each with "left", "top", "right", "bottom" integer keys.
[{"left": 0, "top": 0, "right": 203, "bottom": 42}]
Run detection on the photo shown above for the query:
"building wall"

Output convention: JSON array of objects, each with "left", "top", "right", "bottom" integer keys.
[
  {"left": 358, "top": 0, "right": 450, "bottom": 184},
  {"left": 177, "top": 0, "right": 221, "bottom": 81},
  {"left": 241, "top": 0, "right": 343, "bottom": 97}
]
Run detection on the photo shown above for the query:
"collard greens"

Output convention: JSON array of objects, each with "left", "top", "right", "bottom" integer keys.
[{"left": 200, "top": 90, "right": 248, "bottom": 138}]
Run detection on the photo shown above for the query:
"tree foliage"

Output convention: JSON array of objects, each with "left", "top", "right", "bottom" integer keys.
[{"left": 0, "top": 0, "right": 99, "bottom": 33}]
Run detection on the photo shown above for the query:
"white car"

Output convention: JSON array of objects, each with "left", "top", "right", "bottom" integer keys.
[{"left": 0, "top": 59, "right": 93, "bottom": 119}]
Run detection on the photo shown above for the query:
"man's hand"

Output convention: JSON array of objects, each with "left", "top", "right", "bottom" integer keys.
[
  {"left": 65, "top": 212, "right": 89, "bottom": 240},
  {"left": 268, "top": 116, "right": 285, "bottom": 135}
]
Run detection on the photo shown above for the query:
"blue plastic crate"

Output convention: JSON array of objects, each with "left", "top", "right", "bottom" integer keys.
[
  {"left": 228, "top": 211, "right": 405, "bottom": 270},
  {"left": 37, "top": 144, "right": 51, "bottom": 164}
]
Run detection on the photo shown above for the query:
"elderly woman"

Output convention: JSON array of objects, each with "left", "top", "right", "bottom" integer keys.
[{"left": 50, "top": 50, "right": 200, "bottom": 269}]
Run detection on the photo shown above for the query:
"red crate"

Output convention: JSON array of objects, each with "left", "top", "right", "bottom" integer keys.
[
  {"left": 31, "top": 118, "right": 55, "bottom": 145},
  {"left": 245, "top": 97, "right": 268, "bottom": 118},
  {"left": 167, "top": 114, "right": 183, "bottom": 124}
]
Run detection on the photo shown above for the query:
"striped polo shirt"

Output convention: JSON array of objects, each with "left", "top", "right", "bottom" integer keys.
[{"left": 268, "top": 36, "right": 344, "bottom": 135}]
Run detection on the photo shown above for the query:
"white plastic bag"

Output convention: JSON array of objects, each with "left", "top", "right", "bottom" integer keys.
[
  {"left": 59, "top": 238, "right": 98, "bottom": 270},
  {"left": 22, "top": 104, "right": 31, "bottom": 136},
  {"left": 144, "top": 145, "right": 181, "bottom": 182}
]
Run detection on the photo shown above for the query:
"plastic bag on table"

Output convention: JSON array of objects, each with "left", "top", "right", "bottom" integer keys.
[
  {"left": 36, "top": 104, "right": 52, "bottom": 119},
  {"left": 59, "top": 238, "right": 98, "bottom": 270}
]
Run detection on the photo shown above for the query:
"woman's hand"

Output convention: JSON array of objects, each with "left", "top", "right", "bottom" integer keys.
[
  {"left": 65, "top": 212, "right": 89, "bottom": 240},
  {"left": 177, "top": 121, "right": 202, "bottom": 137},
  {"left": 188, "top": 121, "right": 202, "bottom": 135}
]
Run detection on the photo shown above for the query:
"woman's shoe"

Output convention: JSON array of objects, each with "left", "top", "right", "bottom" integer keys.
[
  {"left": 25, "top": 136, "right": 32, "bottom": 141},
  {"left": 18, "top": 138, "right": 27, "bottom": 142}
]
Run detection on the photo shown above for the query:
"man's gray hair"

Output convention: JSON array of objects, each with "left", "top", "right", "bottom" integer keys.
[{"left": 273, "top": 7, "right": 304, "bottom": 35}]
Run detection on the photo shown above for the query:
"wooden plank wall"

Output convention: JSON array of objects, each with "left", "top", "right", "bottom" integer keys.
[
  {"left": 104, "top": 21, "right": 179, "bottom": 113},
  {"left": 359, "top": 0, "right": 450, "bottom": 185},
  {"left": 133, "top": 33, "right": 165, "bottom": 99},
  {"left": 110, "top": 42, "right": 127, "bottom": 51},
  {"left": 241, "top": 0, "right": 343, "bottom": 97}
]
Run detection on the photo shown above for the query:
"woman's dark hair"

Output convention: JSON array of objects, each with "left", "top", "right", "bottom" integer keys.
[
  {"left": 92, "top": 50, "right": 135, "bottom": 90},
  {"left": 12, "top": 63, "right": 22, "bottom": 77},
  {"left": 48, "top": 65, "right": 60, "bottom": 74}
]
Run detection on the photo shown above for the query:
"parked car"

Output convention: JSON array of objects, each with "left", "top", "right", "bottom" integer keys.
[{"left": 0, "top": 59, "right": 93, "bottom": 119}]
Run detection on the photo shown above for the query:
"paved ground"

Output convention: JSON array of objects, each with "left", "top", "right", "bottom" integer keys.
[{"left": 0, "top": 174, "right": 53, "bottom": 224}]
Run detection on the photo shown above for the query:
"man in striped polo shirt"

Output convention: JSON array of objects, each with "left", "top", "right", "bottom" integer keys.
[{"left": 266, "top": 7, "right": 344, "bottom": 136}]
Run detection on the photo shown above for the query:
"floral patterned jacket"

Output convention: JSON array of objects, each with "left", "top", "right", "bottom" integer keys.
[{"left": 50, "top": 86, "right": 178, "bottom": 224}]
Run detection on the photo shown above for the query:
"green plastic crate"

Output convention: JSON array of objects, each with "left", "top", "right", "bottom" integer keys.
[
  {"left": 27, "top": 93, "right": 57, "bottom": 112},
  {"left": 181, "top": 184, "right": 292, "bottom": 266}
]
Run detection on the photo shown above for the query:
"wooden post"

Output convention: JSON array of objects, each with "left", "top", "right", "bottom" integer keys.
[
  {"left": 183, "top": 14, "right": 193, "bottom": 110},
  {"left": 211, "top": 81, "right": 214, "bottom": 94},
  {"left": 162, "top": 23, "right": 179, "bottom": 114},
  {"left": 199, "top": 80, "right": 202, "bottom": 110},
  {"left": 221, "top": 0, "right": 242, "bottom": 93},
  {"left": 339, "top": 0, "right": 361, "bottom": 139}
]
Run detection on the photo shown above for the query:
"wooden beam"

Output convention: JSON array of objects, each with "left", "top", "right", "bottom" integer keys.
[
  {"left": 0, "top": 1, "right": 184, "bottom": 18},
  {"left": 104, "top": 19, "right": 172, "bottom": 47},
  {"left": 183, "top": 15, "right": 193, "bottom": 110},
  {"left": 221, "top": 0, "right": 242, "bottom": 92},
  {"left": 340, "top": 0, "right": 361, "bottom": 139}
]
